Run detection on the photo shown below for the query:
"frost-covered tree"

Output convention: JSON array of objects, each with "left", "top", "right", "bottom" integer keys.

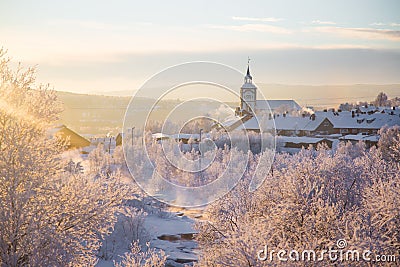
[
  {"left": 378, "top": 126, "right": 400, "bottom": 162},
  {"left": 373, "top": 92, "right": 389, "bottom": 107},
  {"left": 0, "top": 49, "right": 127, "bottom": 266},
  {"left": 88, "top": 143, "right": 112, "bottom": 175},
  {"left": 196, "top": 141, "right": 399, "bottom": 266}
]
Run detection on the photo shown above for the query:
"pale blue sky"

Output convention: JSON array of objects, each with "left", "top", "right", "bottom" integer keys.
[{"left": 1, "top": 0, "right": 400, "bottom": 93}]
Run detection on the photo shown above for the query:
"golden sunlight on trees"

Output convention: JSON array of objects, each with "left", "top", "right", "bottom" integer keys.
[{"left": 0, "top": 49, "right": 129, "bottom": 266}]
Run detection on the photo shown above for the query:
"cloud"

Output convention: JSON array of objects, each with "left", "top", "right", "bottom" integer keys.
[
  {"left": 232, "top": 16, "right": 284, "bottom": 23},
  {"left": 370, "top": 22, "right": 386, "bottom": 26},
  {"left": 370, "top": 22, "right": 400, "bottom": 27},
  {"left": 311, "top": 44, "right": 370, "bottom": 49},
  {"left": 315, "top": 26, "right": 400, "bottom": 41},
  {"left": 209, "top": 23, "right": 292, "bottom": 34},
  {"left": 311, "top": 20, "right": 336, "bottom": 25}
]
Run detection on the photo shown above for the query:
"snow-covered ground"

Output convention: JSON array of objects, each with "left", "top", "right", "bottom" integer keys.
[
  {"left": 145, "top": 213, "right": 198, "bottom": 266},
  {"left": 96, "top": 201, "right": 200, "bottom": 267}
]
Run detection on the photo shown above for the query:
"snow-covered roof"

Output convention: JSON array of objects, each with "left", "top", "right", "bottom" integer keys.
[
  {"left": 172, "top": 133, "right": 200, "bottom": 140},
  {"left": 315, "top": 133, "right": 343, "bottom": 139},
  {"left": 277, "top": 136, "right": 330, "bottom": 144},
  {"left": 234, "top": 114, "right": 325, "bottom": 132},
  {"left": 152, "top": 133, "right": 171, "bottom": 139},
  {"left": 220, "top": 115, "right": 247, "bottom": 128},
  {"left": 152, "top": 133, "right": 210, "bottom": 141},
  {"left": 47, "top": 124, "right": 66, "bottom": 136},
  {"left": 256, "top": 100, "right": 301, "bottom": 111},
  {"left": 358, "top": 105, "right": 379, "bottom": 113},
  {"left": 339, "top": 134, "right": 379, "bottom": 142},
  {"left": 317, "top": 111, "right": 400, "bottom": 129},
  {"left": 237, "top": 117, "right": 263, "bottom": 130},
  {"left": 229, "top": 109, "right": 400, "bottom": 132}
]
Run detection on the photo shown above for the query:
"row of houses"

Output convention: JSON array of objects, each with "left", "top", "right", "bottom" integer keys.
[
  {"left": 225, "top": 107, "right": 400, "bottom": 137},
  {"left": 49, "top": 104, "right": 400, "bottom": 154},
  {"left": 215, "top": 103, "right": 399, "bottom": 151}
]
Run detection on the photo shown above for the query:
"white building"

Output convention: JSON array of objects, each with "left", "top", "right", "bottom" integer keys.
[{"left": 238, "top": 63, "right": 301, "bottom": 116}]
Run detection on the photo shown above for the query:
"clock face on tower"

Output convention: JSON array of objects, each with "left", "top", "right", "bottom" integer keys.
[{"left": 243, "top": 90, "right": 254, "bottom": 101}]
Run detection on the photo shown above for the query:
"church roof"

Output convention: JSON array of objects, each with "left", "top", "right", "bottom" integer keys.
[
  {"left": 237, "top": 115, "right": 325, "bottom": 132},
  {"left": 256, "top": 100, "right": 301, "bottom": 111}
]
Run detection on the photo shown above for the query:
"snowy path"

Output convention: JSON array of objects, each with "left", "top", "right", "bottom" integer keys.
[{"left": 96, "top": 199, "right": 203, "bottom": 267}]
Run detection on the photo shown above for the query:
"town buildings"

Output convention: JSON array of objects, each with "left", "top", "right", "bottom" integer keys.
[{"left": 222, "top": 63, "right": 400, "bottom": 150}]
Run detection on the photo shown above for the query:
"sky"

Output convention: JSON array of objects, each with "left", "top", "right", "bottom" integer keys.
[{"left": 1, "top": 0, "right": 400, "bottom": 95}]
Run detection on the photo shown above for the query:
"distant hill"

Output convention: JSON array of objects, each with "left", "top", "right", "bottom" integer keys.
[
  {"left": 57, "top": 84, "right": 400, "bottom": 136},
  {"left": 57, "top": 91, "right": 235, "bottom": 136},
  {"left": 88, "top": 84, "right": 400, "bottom": 108},
  {"left": 88, "top": 89, "right": 137, "bottom": 97},
  {"left": 57, "top": 91, "right": 131, "bottom": 136},
  {"left": 256, "top": 84, "right": 400, "bottom": 109}
]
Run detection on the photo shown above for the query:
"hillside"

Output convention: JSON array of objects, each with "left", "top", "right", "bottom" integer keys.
[
  {"left": 57, "top": 91, "right": 235, "bottom": 136},
  {"left": 57, "top": 84, "right": 400, "bottom": 136},
  {"left": 57, "top": 91, "right": 131, "bottom": 136}
]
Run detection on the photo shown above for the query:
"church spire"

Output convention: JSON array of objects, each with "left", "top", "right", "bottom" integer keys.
[
  {"left": 245, "top": 57, "right": 252, "bottom": 82},
  {"left": 240, "top": 57, "right": 257, "bottom": 114}
]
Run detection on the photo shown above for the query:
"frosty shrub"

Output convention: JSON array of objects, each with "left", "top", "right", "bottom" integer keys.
[
  {"left": 114, "top": 241, "right": 167, "bottom": 267},
  {"left": 113, "top": 145, "right": 126, "bottom": 167},
  {"left": 98, "top": 206, "right": 149, "bottom": 261},
  {"left": 88, "top": 143, "right": 112, "bottom": 175}
]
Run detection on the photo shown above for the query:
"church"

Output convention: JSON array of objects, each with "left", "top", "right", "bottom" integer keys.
[
  {"left": 236, "top": 62, "right": 301, "bottom": 117},
  {"left": 220, "top": 62, "right": 302, "bottom": 133}
]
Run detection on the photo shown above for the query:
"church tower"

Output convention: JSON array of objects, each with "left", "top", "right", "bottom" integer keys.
[{"left": 240, "top": 60, "right": 257, "bottom": 114}]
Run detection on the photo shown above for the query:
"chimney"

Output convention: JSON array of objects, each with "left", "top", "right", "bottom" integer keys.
[
  {"left": 235, "top": 107, "right": 240, "bottom": 116},
  {"left": 393, "top": 106, "right": 396, "bottom": 110},
  {"left": 352, "top": 111, "right": 355, "bottom": 118}
]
